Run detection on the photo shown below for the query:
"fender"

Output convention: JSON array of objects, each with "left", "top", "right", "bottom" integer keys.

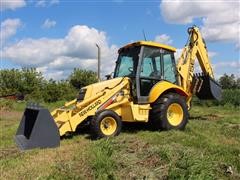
[{"left": 148, "top": 81, "right": 189, "bottom": 103}]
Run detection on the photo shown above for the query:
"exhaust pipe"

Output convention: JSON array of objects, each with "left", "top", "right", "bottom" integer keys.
[{"left": 15, "top": 103, "right": 60, "bottom": 150}]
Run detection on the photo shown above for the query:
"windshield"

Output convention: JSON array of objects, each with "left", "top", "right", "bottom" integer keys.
[{"left": 114, "top": 46, "right": 140, "bottom": 77}]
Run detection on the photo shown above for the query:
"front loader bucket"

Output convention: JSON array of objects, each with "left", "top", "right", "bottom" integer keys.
[
  {"left": 195, "top": 74, "right": 222, "bottom": 101},
  {"left": 15, "top": 104, "right": 60, "bottom": 150}
]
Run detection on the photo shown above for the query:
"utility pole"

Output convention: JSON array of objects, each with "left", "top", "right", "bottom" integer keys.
[{"left": 96, "top": 44, "right": 101, "bottom": 82}]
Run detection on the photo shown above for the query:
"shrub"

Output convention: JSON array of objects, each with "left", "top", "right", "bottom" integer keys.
[
  {"left": 0, "top": 99, "right": 13, "bottom": 110},
  {"left": 69, "top": 68, "right": 98, "bottom": 89},
  {"left": 90, "top": 139, "right": 116, "bottom": 179},
  {"left": 193, "top": 89, "right": 240, "bottom": 107},
  {"left": 0, "top": 68, "right": 95, "bottom": 103},
  {"left": 42, "top": 80, "right": 77, "bottom": 103},
  {"left": 0, "top": 68, "right": 44, "bottom": 100},
  {"left": 219, "top": 89, "right": 240, "bottom": 106}
]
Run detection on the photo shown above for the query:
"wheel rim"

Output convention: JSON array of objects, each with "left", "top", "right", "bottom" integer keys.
[
  {"left": 167, "top": 103, "right": 184, "bottom": 126},
  {"left": 100, "top": 117, "right": 117, "bottom": 136}
]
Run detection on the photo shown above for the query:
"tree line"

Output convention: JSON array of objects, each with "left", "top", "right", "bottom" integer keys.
[
  {"left": 0, "top": 68, "right": 98, "bottom": 102},
  {"left": 0, "top": 68, "right": 239, "bottom": 103},
  {"left": 218, "top": 74, "right": 240, "bottom": 89}
]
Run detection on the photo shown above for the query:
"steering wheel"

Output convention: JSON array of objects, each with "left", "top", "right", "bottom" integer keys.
[
  {"left": 128, "top": 67, "right": 133, "bottom": 73},
  {"left": 150, "top": 71, "right": 160, "bottom": 77}
]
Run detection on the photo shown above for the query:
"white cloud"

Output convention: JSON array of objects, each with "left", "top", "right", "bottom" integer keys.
[
  {"left": 154, "top": 34, "right": 173, "bottom": 45},
  {"left": 212, "top": 60, "right": 240, "bottom": 78},
  {"left": 0, "top": 18, "right": 22, "bottom": 43},
  {"left": 175, "top": 48, "right": 217, "bottom": 61},
  {"left": 2, "top": 25, "right": 118, "bottom": 80},
  {"left": 174, "top": 48, "right": 182, "bottom": 60},
  {"left": 213, "top": 61, "right": 240, "bottom": 69},
  {"left": 208, "top": 51, "right": 217, "bottom": 58},
  {"left": 36, "top": 0, "right": 46, "bottom": 7},
  {"left": 0, "top": 0, "right": 26, "bottom": 11},
  {"left": 42, "top": 19, "right": 56, "bottom": 29},
  {"left": 36, "top": 0, "right": 59, "bottom": 7},
  {"left": 160, "top": 0, "right": 240, "bottom": 45},
  {"left": 175, "top": 48, "right": 239, "bottom": 78},
  {"left": 50, "top": 0, "right": 59, "bottom": 5}
]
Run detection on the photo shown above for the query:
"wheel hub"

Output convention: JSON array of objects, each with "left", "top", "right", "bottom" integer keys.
[
  {"left": 100, "top": 117, "right": 117, "bottom": 136},
  {"left": 167, "top": 103, "right": 183, "bottom": 126}
]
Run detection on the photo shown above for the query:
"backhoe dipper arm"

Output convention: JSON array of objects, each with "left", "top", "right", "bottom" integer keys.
[{"left": 177, "top": 26, "right": 214, "bottom": 95}]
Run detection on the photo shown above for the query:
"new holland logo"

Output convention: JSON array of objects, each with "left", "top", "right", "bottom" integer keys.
[{"left": 79, "top": 100, "right": 101, "bottom": 117}]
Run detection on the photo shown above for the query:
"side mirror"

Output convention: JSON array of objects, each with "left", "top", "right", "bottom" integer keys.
[{"left": 105, "top": 72, "right": 113, "bottom": 80}]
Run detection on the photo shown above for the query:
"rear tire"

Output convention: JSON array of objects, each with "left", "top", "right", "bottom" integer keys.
[
  {"left": 91, "top": 110, "right": 122, "bottom": 138},
  {"left": 149, "top": 93, "right": 189, "bottom": 130}
]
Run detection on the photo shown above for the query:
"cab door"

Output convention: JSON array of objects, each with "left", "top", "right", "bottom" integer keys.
[
  {"left": 136, "top": 46, "right": 177, "bottom": 104},
  {"left": 162, "top": 52, "right": 178, "bottom": 84},
  {"left": 136, "top": 46, "right": 162, "bottom": 103}
]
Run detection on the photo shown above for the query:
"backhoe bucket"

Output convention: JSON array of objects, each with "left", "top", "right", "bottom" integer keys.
[
  {"left": 195, "top": 74, "right": 222, "bottom": 101},
  {"left": 15, "top": 104, "right": 60, "bottom": 150}
]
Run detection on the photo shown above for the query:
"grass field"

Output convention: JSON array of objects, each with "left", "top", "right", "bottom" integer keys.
[{"left": 0, "top": 101, "right": 239, "bottom": 179}]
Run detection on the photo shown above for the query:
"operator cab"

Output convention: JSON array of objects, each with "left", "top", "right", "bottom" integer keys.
[{"left": 114, "top": 41, "right": 177, "bottom": 104}]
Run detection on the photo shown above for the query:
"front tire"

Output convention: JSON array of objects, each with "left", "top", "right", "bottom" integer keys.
[
  {"left": 149, "top": 93, "right": 189, "bottom": 130},
  {"left": 91, "top": 110, "right": 122, "bottom": 138}
]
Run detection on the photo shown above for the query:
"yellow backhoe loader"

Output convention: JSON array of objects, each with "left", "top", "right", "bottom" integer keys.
[{"left": 15, "top": 26, "right": 221, "bottom": 150}]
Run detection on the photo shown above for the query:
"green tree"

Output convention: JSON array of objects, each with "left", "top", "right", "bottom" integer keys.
[
  {"left": 0, "top": 69, "right": 22, "bottom": 96},
  {"left": 56, "top": 80, "right": 77, "bottom": 101},
  {"left": 219, "top": 74, "right": 236, "bottom": 89},
  {"left": 0, "top": 68, "right": 79, "bottom": 102},
  {"left": 0, "top": 68, "right": 44, "bottom": 100},
  {"left": 236, "top": 77, "right": 240, "bottom": 89},
  {"left": 69, "top": 68, "right": 98, "bottom": 89},
  {"left": 20, "top": 68, "right": 44, "bottom": 100},
  {"left": 42, "top": 79, "right": 60, "bottom": 102},
  {"left": 42, "top": 79, "right": 77, "bottom": 102}
]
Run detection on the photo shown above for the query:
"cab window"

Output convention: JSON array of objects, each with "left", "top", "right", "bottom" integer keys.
[
  {"left": 141, "top": 57, "right": 153, "bottom": 77},
  {"left": 163, "top": 53, "right": 177, "bottom": 83},
  {"left": 114, "top": 46, "right": 140, "bottom": 77},
  {"left": 140, "top": 47, "right": 161, "bottom": 79},
  {"left": 115, "top": 56, "right": 133, "bottom": 77},
  {"left": 139, "top": 47, "right": 162, "bottom": 97}
]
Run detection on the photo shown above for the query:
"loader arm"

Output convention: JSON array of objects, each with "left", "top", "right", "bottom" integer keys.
[
  {"left": 177, "top": 26, "right": 221, "bottom": 100},
  {"left": 15, "top": 77, "right": 130, "bottom": 150},
  {"left": 52, "top": 77, "right": 130, "bottom": 136}
]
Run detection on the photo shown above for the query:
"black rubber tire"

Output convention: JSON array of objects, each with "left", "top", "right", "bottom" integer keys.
[
  {"left": 91, "top": 110, "right": 122, "bottom": 138},
  {"left": 149, "top": 93, "right": 189, "bottom": 130}
]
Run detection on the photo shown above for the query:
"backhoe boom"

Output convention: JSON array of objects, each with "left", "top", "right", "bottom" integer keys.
[{"left": 177, "top": 26, "right": 221, "bottom": 100}]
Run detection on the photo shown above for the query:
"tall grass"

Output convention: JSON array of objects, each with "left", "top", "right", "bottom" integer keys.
[
  {"left": 193, "top": 89, "right": 240, "bottom": 107},
  {"left": 90, "top": 139, "right": 116, "bottom": 179},
  {"left": 219, "top": 89, "right": 240, "bottom": 106}
]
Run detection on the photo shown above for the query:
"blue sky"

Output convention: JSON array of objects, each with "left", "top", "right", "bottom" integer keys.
[{"left": 1, "top": 0, "right": 239, "bottom": 79}]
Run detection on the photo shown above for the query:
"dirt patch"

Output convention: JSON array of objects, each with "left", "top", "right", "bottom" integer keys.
[
  {"left": 220, "top": 137, "right": 239, "bottom": 145},
  {"left": 205, "top": 114, "right": 222, "bottom": 121},
  {"left": 226, "top": 124, "right": 240, "bottom": 130},
  {"left": 190, "top": 114, "right": 222, "bottom": 121},
  {"left": 0, "top": 109, "right": 22, "bottom": 121},
  {"left": 0, "top": 147, "right": 20, "bottom": 159},
  {"left": 124, "top": 139, "right": 149, "bottom": 154},
  {"left": 136, "top": 154, "right": 160, "bottom": 167}
]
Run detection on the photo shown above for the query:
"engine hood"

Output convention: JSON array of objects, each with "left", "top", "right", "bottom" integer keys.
[{"left": 82, "top": 77, "right": 125, "bottom": 100}]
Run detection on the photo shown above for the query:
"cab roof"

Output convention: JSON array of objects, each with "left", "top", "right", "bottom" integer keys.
[{"left": 120, "top": 41, "right": 176, "bottom": 52}]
